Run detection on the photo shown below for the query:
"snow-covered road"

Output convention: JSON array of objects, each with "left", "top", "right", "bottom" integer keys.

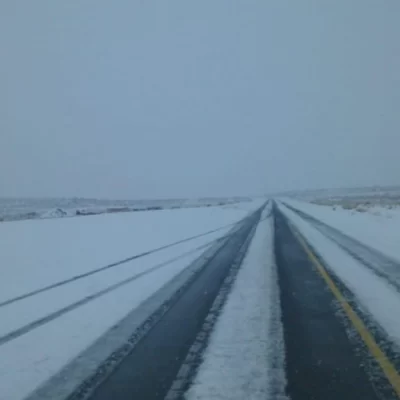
[
  {"left": 3, "top": 198, "right": 400, "bottom": 400},
  {"left": 0, "top": 202, "right": 262, "bottom": 400}
]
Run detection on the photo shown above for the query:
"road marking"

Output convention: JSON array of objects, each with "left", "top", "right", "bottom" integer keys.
[{"left": 291, "top": 226, "right": 400, "bottom": 398}]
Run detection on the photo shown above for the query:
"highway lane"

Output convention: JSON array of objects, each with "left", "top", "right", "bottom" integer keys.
[
  {"left": 283, "top": 202, "right": 400, "bottom": 291},
  {"left": 274, "top": 205, "right": 399, "bottom": 400},
  {"left": 66, "top": 207, "right": 263, "bottom": 400}
]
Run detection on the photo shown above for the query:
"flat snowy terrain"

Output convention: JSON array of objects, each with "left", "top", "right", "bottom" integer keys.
[
  {"left": 283, "top": 199, "right": 400, "bottom": 263},
  {"left": 0, "top": 197, "right": 252, "bottom": 222},
  {"left": 0, "top": 201, "right": 261, "bottom": 400}
]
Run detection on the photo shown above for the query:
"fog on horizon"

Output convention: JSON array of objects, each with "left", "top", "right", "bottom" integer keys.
[{"left": 1, "top": 1, "right": 399, "bottom": 199}]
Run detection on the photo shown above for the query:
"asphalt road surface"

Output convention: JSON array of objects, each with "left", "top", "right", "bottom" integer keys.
[
  {"left": 275, "top": 208, "right": 391, "bottom": 400},
  {"left": 66, "top": 207, "right": 263, "bottom": 400}
]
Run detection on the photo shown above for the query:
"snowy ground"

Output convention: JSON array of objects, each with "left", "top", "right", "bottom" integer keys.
[
  {"left": 282, "top": 198, "right": 400, "bottom": 264},
  {"left": 279, "top": 202, "right": 400, "bottom": 357},
  {"left": 186, "top": 208, "right": 285, "bottom": 400},
  {"left": 280, "top": 186, "right": 400, "bottom": 204},
  {"left": 0, "top": 197, "right": 252, "bottom": 222},
  {"left": 0, "top": 201, "right": 262, "bottom": 400}
]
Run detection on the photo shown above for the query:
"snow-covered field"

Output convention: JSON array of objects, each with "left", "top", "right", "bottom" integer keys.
[
  {"left": 279, "top": 203, "right": 400, "bottom": 354},
  {"left": 281, "top": 186, "right": 400, "bottom": 204},
  {"left": 0, "top": 201, "right": 262, "bottom": 400},
  {"left": 282, "top": 198, "right": 400, "bottom": 264},
  {"left": 0, "top": 197, "right": 252, "bottom": 222},
  {"left": 186, "top": 208, "right": 285, "bottom": 400}
]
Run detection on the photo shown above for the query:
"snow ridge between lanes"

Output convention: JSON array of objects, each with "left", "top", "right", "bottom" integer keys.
[{"left": 186, "top": 215, "right": 286, "bottom": 400}]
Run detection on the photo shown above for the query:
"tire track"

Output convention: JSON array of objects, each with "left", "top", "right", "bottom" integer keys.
[
  {"left": 0, "top": 237, "right": 224, "bottom": 347},
  {"left": 0, "top": 219, "right": 246, "bottom": 309}
]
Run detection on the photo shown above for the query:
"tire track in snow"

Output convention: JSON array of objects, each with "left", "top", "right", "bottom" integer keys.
[
  {"left": 0, "top": 220, "right": 245, "bottom": 310},
  {"left": 0, "top": 238, "right": 223, "bottom": 347}
]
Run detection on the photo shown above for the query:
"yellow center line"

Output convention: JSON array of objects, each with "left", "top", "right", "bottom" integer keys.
[{"left": 290, "top": 224, "right": 400, "bottom": 398}]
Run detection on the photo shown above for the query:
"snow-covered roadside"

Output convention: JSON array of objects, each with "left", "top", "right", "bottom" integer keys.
[
  {"left": 185, "top": 216, "right": 286, "bottom": 400},
  {"left": 0, "top": 198, "right": 254, "bottom": 223},
  {"left": 0, "top": 203, "right": 264, "bottom": 400},
  {"left": 0, "top": 245, "right": 211, "bottom": 400},
  {"left": 282, "top": 198, "right": 400, "bottom": 264},
  {"left": 0, "top": 228, "right": 232, "bottom": 340},
  {"left": 279, "top": 203, "right": 400, "bottom": 350},
  {"left": 26, "top": 236, "right": 235, "bottom": 400},
  {"left": 0, "top": 201, "right": 262, "bottom": 302}
]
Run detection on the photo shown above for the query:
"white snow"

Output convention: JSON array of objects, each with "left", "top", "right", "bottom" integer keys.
[
  {"left": 0, "top": 201, "right": 262, "bottom": 400},
  {"left": 283, "top": 198, "right": 400, "bottom": 263},
  {"left": 0, "top": 197, "right": 255, "bottom": 222},
  {"left": 186, "top": 213, "right": 285, "bottom": 400},
  {"left": 279, "top": 203, "right": 400, "bottom": 352},
  {"left": 0, "top": 201, "right": 261, "bottom": 302}
]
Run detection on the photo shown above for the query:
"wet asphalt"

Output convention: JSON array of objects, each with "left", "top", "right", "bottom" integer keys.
[{"left": 274, "top": 206, "right": 393, "bottom": 400}]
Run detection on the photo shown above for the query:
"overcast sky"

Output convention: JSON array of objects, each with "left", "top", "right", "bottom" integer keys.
[{"left": 1, "top": 1, "right": 399, "bottom": 199}]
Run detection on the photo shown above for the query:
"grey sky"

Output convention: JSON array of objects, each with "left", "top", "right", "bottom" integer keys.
[{"left": 1, "top": 1, "right": 399, "bottom": 198}]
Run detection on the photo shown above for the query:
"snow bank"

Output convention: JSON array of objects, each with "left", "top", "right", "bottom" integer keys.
[
  {"left": 40, "top": 208, "right": 69, "bottom": 218},
  {"left": 283, "top": 198, "right": 400, "bottom": 264},
  {"left": 186, "top": 215, "right": 286, "bottom": 400}
]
